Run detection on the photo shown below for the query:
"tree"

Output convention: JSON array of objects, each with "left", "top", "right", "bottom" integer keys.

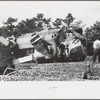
[
  {"left": 53, "top": 18, "right": 62, "bottom": 28},
  {"left": 3, "top": 17, "right": 17, "bottom": 31},
  {"left": 35, "top": 13, "right": 51, "bottom": 30},
  {"left": 53, "top": 13, "right": 75, "bottom": 28},
  {"left": 2, "top": 17, "right": 18, "bottom": 36},
  {"left": 43, "top": 18, "right": 51, "bottom": 28},
  {"left": 63, "top": 13, "right": 75, "bottom": 27},
  {"left": 85, "top": 21, "right": 100, "bottom": 41},
  {"left": 16, "top": 13, "right": 52, "bottom": 35}
]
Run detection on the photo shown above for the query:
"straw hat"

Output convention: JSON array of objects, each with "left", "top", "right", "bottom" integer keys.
[{"left": 30, "top": 33, "right": 41, "bottom": 45}]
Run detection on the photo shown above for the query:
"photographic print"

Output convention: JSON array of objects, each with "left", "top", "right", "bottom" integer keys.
[
  {"left": 0, "top": 1, "right": 100, "bottom": 99},
  {"left": 0, "top": 1, "right": 100, "bottom": 81}
]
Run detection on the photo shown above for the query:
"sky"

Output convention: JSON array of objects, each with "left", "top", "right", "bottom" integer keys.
[{"left": 0, "top": 1, "right": 100, "bottom": 29}]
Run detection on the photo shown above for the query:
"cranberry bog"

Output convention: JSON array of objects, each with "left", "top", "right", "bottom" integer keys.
[{"left": 0, "top": 56, "right": 100, "bottom": 81}]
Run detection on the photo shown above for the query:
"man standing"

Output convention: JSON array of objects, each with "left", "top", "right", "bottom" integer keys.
[
  {"left": 83, "top": 36, "right": 100, "bottom": 79},
  {"left": 92, "top": 36, "right": 100, "bottom": 65}
]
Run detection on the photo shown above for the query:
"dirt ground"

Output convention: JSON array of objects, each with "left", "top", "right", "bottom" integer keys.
[{"left": 0, "top": 56, "right": 100, "bottom": 81}]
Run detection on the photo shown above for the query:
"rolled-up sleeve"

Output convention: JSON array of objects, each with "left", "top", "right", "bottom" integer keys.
[{"left": 93, "top": 41, "right": 96, "bottom": 49}]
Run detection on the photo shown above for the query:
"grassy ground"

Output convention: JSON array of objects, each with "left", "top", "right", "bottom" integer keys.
[{"left": 0, "top": 56, "right": 100, "bottom": 81}]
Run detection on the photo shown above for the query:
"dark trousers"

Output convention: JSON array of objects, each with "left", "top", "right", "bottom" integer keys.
[{"left": 92, "top": 48, "right": 100, "bottom": 63}]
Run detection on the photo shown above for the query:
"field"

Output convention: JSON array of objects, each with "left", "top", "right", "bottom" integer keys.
[{"left": 0, "top": 56, "right": 100, "bottom": 81}]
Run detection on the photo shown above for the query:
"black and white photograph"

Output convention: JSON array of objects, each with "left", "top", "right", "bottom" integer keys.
[
  {"left": 0, "top": 1, "right": 100, "bottom": 99},
  {"left": 0, "top": 1, "right": 100, "bottom": 81}
]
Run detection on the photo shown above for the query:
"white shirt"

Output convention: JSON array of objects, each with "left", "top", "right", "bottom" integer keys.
[
  {"left": 93, "top": 39, "right": 100, "bottom": 49},
  {"left": 33, "top": 49, "right": 52, "bottom": 62}
]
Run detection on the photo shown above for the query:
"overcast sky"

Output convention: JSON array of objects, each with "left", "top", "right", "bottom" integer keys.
[{"left": 0, "top": 1, "right": 100, "bottom": 29}]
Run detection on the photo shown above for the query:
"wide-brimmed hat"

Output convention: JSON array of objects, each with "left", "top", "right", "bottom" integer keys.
[{"left": 30, "top": 33, "right": 41, "bottom": 45}]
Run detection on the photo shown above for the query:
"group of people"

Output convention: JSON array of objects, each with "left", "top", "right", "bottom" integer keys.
[
  {"left": 8, "top": 24, "right": 100, "bottom": 65},
  {"left": 30, "top": 25, "right": 100, "bottom": 65},
  {"left": 6, "top": 25, "right": 100, "bottom": 65},
  {"left": 30, "top": 25, "right": 87, "bottom": 63},
  {"left": 1, "top": 23, "right": 100, "bottom": 75},
  {"left": 1, "top": 24, "right": 100, "bottom": 75}
]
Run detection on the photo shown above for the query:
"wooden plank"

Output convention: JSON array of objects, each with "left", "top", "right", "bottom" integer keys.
[
  {"left": 18, "top": 43, "right": 33, "bottom": 49},
  {"left": 17, "top": 34, "right": 34, "bottom": 49},
  {"left": 13, "top": 55, "right": 33, "bottom": 64}
]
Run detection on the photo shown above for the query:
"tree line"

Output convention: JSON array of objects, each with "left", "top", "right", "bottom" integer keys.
[
  {"left": 0, "top": 13, "right": 100, "bottom": 43},
  {"left": 0, "top": 13, "right": 75, "bottom": 37}
]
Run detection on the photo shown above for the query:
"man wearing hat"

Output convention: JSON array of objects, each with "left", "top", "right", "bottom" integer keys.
[{"left": 30, "top": 33, "right": 59, "bottom": 63}]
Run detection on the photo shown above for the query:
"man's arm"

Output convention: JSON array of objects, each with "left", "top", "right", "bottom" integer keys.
[{"left": 72, "top": 31, "right": 85, "bottom": 41}]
